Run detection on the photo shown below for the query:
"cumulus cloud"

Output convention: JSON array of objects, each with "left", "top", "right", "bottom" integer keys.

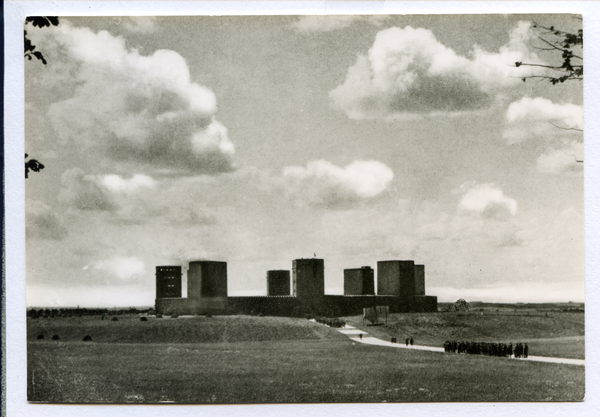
[
  {"left": 537, "top": 141, "right": 583, "bottom": 174},
  {"left": 503, "top": 97, "right": 583, "bottom": 144},
  {"left": 40, "top": 22, "right": 235, "bottom": 174},
  {"left": 291, "top": 15, "right": 385, "bottom": 32},
  {"left": 26, "top": 200, "right": 68, "bottom": 240},
  {"left": 282, "top": 160, "right": 394, "bottom": 209},
  {"left": 101, "top": 174, "right": 157, "bottom": 193},
  {"left": 58, "top": 168, "right": 116, "bottom": 211},
  {"left": 55, "top": 167, "right": 222, "bottom": 228},
  {"left": 90, "top": 256, "right": 146, "bottom": 281},
  {"left": 330, "top": 22, "right": 541, "bottom": 120},
  {"left": 458, "top": 182, "right": 517, "bottom": 219}
]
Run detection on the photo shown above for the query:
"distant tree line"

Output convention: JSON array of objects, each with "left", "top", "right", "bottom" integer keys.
[{"left": 27, "top": 306, "right": 154, "bottom": 318}]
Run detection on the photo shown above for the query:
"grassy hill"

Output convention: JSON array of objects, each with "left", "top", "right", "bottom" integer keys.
[{"left": 27, "top": 315, "right": 347, "bottom": 344}]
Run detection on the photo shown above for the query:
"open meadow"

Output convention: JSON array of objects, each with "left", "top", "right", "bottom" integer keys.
[
  {"left": 344, "top": 307, "right": 585, "bottom": 359},
  {"left": 27, "top": 310, "right": 584, "bottom": 403}
]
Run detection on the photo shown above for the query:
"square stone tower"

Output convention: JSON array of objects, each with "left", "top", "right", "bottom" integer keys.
[
  {"left": 156, "top": 266, "right": 182, "bottom": 298},
  {"left": 187, "top": 261, "right": 228, "bottom": 299},
  {"left": 414, "top": 264, "right": 425, "bottom": 296},
  {"left": 344, "top": 266, "right": 375, "bottom": 295},
  {"left": 292, "top": 259, "right": 324, "bottom": 313},
  {"left": 267, "top": 270, "right": 291, "bottom": 296},
  {"left": 377, "top": 260, "right": 416, "bottom": 310}
]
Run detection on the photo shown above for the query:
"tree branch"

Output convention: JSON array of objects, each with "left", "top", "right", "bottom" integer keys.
[{"left": 548, "top": 121, "right": 583, "bottom": 132}]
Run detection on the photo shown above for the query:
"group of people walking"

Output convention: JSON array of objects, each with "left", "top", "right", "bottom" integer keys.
[
  {"left": 315, "top": 317, "right": 346, "bottom": 328},
  {"left": 513, "top": 342, "right": 529, "bottom": 358},
  {"left": 443, "top": 340, "right": 528, "bottom": 358},
  {"left": 388, "top": 336, "right": 414, "bottom": 345}
]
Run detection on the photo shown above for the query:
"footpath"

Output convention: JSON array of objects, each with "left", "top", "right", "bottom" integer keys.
[{"left": 336, "top": 325, "right": 585, "bottom": 367}]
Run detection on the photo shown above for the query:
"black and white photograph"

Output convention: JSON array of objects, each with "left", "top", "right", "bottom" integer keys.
[{"left": 6, "top": 2, "right": 597, "bottom": 412}]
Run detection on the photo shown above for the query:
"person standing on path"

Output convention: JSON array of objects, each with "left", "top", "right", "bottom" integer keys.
[
  {"left": 410, "top": 337, "right": 414, "bottom": 346},
  {"left": 405, "top": 337, "right": 409, "bottom": 346},
  {"left": 359, "top": 333, "right": 362, "bottom": 340}
]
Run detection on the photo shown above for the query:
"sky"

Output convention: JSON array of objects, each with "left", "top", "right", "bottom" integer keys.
[{"left": 23, "top": 14, "right": 585, "bottom": 307}]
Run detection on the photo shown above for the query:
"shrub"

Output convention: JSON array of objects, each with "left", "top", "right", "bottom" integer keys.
[
  {"left": 112, "top": 317, "right": 119, "bottom": 322},
  {"left": 51, "top": 335, "right": 60, "bottom": 340},
  {"left": 82, "top": 335, "right": 92, "bottom": 341},
  {"left": 140, "top": 317, "right": 148, "bottom": 321},
  {"left": 36, "top": 334, "right": 44, "bottom": 340}
]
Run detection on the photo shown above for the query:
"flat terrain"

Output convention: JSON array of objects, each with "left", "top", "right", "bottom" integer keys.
[{"left": 27, "top": 312, "right": 585, "bottom": 403}]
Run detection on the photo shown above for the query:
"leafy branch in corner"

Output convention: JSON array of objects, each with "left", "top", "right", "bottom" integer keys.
[
  {"left": 25, "top": 154, "right": 45, "bottom": 179},
  {"left": 24, "top": 16, "right": 59, "bottom": 65},
  {"left": 515, "top": 21, "right": 583, "bottom": 85},
  {"left": 25, "top": 17, "right": 59, "bottom": 178}
]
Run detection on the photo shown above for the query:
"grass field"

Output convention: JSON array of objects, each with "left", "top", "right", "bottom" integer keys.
[
  {"left": 345, "top": 310, "right": 585, "bottom": 359},
  {"left": 27, "top": 312, "right": 585, "bottom": 403}
]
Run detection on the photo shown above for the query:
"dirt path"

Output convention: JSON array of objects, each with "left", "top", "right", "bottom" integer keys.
[{"left": 337, "top": 325, "right": 585, "bottom": 366}]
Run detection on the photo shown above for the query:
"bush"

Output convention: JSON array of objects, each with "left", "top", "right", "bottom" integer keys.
[
  {"left": 37, "top": 334, "right": 44, "bottom": 340},
  {"left": 82, "top": 335, "right": 92, "bottom": 341},
  {"left": 314, "top": 317, "right": 346, "bottom": 328},
  {"left": 112, "top": 317, "right": 119, "bottom": 322},
  {"left": 51, "top": 335, "right": 60, "bottom": 340},
  {"left": 140, "top": 317, "right": 148, "bottom": 322}
]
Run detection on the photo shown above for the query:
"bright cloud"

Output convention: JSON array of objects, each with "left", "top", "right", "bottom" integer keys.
[
  {"left": 92, "top": 256, "right": 146, "bottom": 280},
  {"left": 503, "top": 97, "right": 583, "bottom": 144},
  {"left": 291, "top": 15, "right": 385, "bottom": 32},
  {"left": 330, "top": 22, "right": 540, "bottom": 120},
  {"left": 283, "top": 160, "right": 394, "bottom": 209},
  {"left": 38, "top": 22, "right": 235, "bottom": 174},
  {"left": 537, "top": 141, "right": 583, "bottom": 174},
  {"left": 101, "top": 174, "right": 157, "bottom": 193},
  {"left": 458, "top": 182, "right": 517, "bottom": 219},
  {"left": 26, "top": 200, "right": 68, "bottom": 240}
]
